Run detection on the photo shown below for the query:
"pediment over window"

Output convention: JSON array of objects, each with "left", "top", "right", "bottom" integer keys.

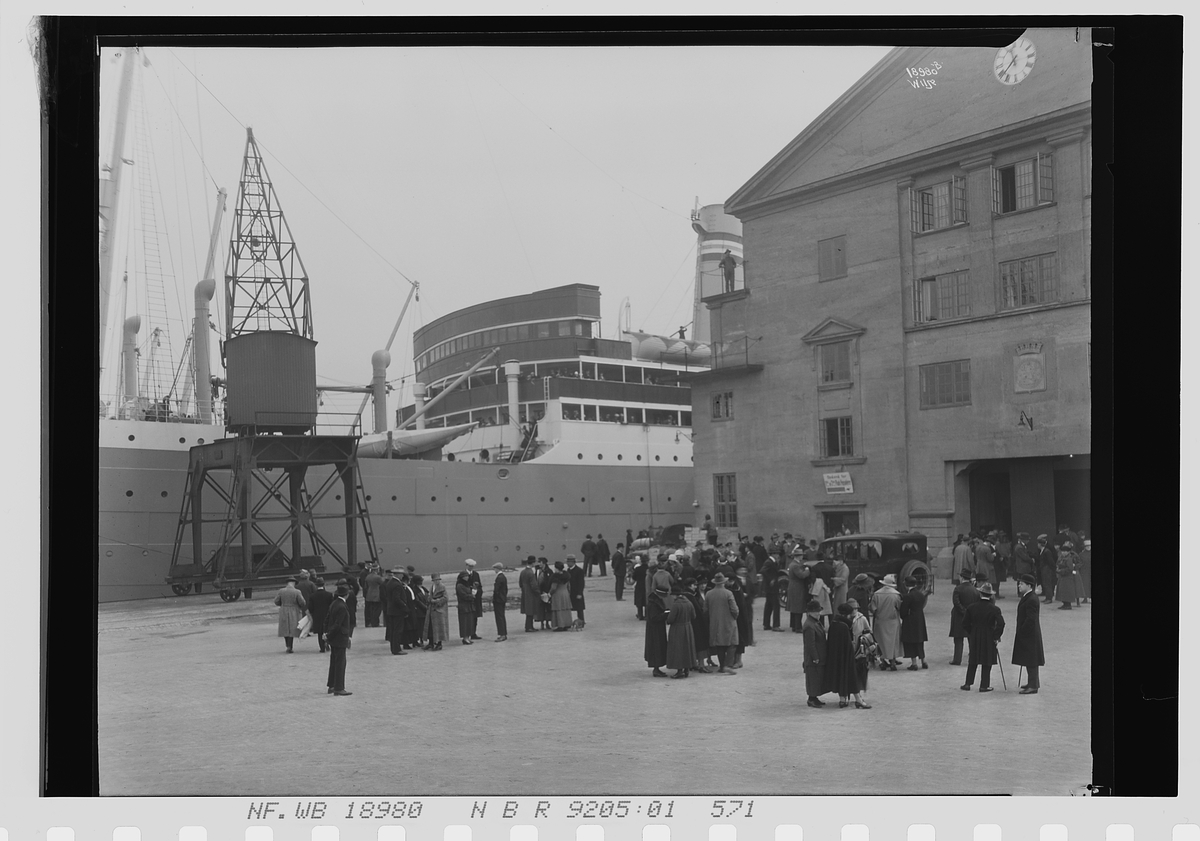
[{"left": 801, "top": 317, "right": 866, "bottom": 346}]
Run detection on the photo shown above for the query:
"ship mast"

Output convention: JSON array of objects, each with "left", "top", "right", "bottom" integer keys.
[{"left": 99, "top": 48, "right": 138, "bottom": 370}]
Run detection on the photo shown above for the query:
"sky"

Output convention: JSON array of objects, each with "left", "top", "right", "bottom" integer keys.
[{"left": 98, "top": 44, "right": 896, "bottom": 420}]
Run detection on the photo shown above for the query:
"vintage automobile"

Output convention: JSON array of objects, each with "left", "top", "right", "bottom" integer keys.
[{"left": 775, "top": 532, "right": 932, "bottom": 609}]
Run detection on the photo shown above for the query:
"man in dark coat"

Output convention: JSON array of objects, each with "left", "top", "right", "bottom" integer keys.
[
  {"left": 786, "top": 551, "right": 811, "bottom": 632},
  {"left": 581, "top": 535, "right": 597, "bottom": 577},
  {"left": 363, "top": 564, "right": 385, "bottom": 627},
  {"left": 491, "top": 562, "right": 509, "bottom": 641},
  {"left": 296, "top": 569, "right": 317, "bottom": 606},
  {"left": 325, "top": 584, "right": 353, "bottom": 696},
  {"left": 611, "top": 543, "right": 628, "bottom": 600},
  {"left": 949, "top": 571, "right": 981, "bottom": 665},
  {"left": 1012, "top": 574, "right": 1045, "bottom": 694},
  {"left": 308, "top": 577, "right": 335, "bottom": 653},
  {"left": 594, "top": 534, "right": 610, "bottom": 577},
  {"left": 567, "top": 554, "right": 586, "bottom": 624},
  {"left": 456, "top": 560, "right": 482, "bottom": 643},
  {"left": 644, "top": 583, "right": 670, "bottom": 677},
  {"left": 1036, "top": 535, "right": 1058, "bottom": 604},
  {"left": 519, "top": 555, "right": 540, "bottom": 632},
  {"left": 382, "top": 569, "right": 408, "bottom": 656},
  {"left": 339, "top": 576, "right": 359, "bottom": 637},
  {"left": 802, "top": 600, "right": 828, "bottom": 707},
  {"left": 1011, "top": 533, "right": 1034, "bottom": 579},
  {"left": 401, "top": 572, "right": 420, "bottom": 649},
  {"left": 961, "top": 583, "right": 1005, "bottom": 692},
  {"left": 760, "top": 552, "right": 783, "bottom": 631},
  {"left": 468, "top": 562, "right": 484, "bottom": 634},
  {"left": 632, "top": 555, "right": 649, "bottom": 619}
]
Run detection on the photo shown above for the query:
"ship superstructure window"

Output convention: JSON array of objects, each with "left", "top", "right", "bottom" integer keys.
[
  {"left": 583, "top": 405, "right": 597, "bottom": 421},
  {"left": 999, "top": 253, "right": 1058, "bottom": 310},
  {"left": 561, "top": 402, "right": 582, "bottom": 420},
  {"left": 915, "top": 270, "right": 971, "bottom": 323},
  {"left": 624, "top": 366, "right": 643, "bottom": 384},
  {"left": 919, "top": 360, "right": 972, "bottom": 408},
  {"left": 993, "top": 153, "right": 1053, "bottom": 214},
  {"left": 820, "top": 417, "right": 854, "bottom": 458},
  {"left": 911, "top": 176, "right": 967, "bottom": 232},
  {"left": 600, "top": 405, "right": 624, "bottom": 422},
  {"left": 712, "top": 391, "right": 734, "bottom": 420},
  {"left": 626, "top": 407, "right": 644, "bottom": 424},
  {"left": 646, "top": 409, "right": 679, "bottom": 426},
  {"left": 714, "top": 474, "right": 738, "bottom": 528},
  {"left": 598, "top": 364, "right": 623, "bottom": 382},
  {"left": 820, "top": 342, "right": 852, "bottom": 384},
  {"left": 818, "top": 235, "right": 847, "bottom": 281}
]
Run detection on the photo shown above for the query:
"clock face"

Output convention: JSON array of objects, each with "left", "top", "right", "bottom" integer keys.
[{"left": 994, "top": 36, "right": 1036, "bottom": 85}]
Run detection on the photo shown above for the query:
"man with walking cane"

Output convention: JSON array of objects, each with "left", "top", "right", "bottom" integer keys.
[
  {"left": 1012, "top": 574, "right": 1045, "bottom": 694},
  {"left": 960, "top": 583, "right": 1005, "bottom": 693}
]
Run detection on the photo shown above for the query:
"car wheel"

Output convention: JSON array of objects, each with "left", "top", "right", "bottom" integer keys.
[{"left": 899, "top": 560, "right": 931, "bottom": 592}]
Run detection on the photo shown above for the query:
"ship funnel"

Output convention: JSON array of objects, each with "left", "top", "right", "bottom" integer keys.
[
  {"left": 194, "top": 279, "right": 216, "bottom": 423},
  {"left": 122, "top": 315, "right": 141, "bottom": 403},
  {"left": 371, "top": 350, "right": 391, "bottom": 434}
]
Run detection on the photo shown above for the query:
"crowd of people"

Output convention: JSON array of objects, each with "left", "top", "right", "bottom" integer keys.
[{"left": 269, "top": 521, "right": 1080, "bottom": 703}]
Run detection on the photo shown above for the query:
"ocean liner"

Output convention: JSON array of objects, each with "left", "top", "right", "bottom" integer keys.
[{"left": 97, "top": 49, "right": 739, "bottom": 602}]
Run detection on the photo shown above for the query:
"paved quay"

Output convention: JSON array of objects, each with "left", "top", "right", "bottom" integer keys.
[{"left": 99, "top": 576, "right": 1091, "bottom": 796}]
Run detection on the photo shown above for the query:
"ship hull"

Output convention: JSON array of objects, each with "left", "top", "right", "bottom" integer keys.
[{"left": 99, "top": 439, "right": 695, "bottom": 602}]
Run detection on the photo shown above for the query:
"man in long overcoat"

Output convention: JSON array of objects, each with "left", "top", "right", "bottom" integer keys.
[
  {"left": 802, "top": 600, "right": 828, "bottom": 706},
  {"left": 975, "top": 535, "right": 999, "bottom": 597},
  {"left": 760, "top": 553, "right": 782, "bottom": 631},
  {"left": 363, "top": 564, "right": 385, "bottom": 627},
  {"left": 644, "top": 583, "right": 670, "bottom": 677},
  {"left": 870, "top": 574, "right": 903, "bottom": 670},
  {"left": 1011, "top": 533, "right": 1034, "bottom": 579},
  {"left": 1036, "top": 535, "right": 1058, "bottom": 604},
  {"left": 456, "top": 560, "right": 482, "bottom": 643},
  {"left": 594, "top": 533, "right": 610, "bottom": 577},
  {"left": 665, "top": 586, "right": 697, "bottom": 678},
  {"left": 1012, "top": 574, "right": 1045, "bottom": 694},
  {"left": 786, "top": 550, "right": 811, "bottom": 632},
  {"left": 948, "top": 572, "right": 981, "bottom": 665},
  {"left": 632, "top": 555, "right": 648, "bottom": 619},
  {"left": 383, "top": 568, "right": 409, "bottom": 656},
  {"left": 519, "top": 556, "right": 541, "bottom": 632},
  {"left": 705, "top": 573, "right": 740, "bottom": 675},
  {"left": 961, "top": 583, "right": 1005, "bottom": 692},
  {"left": 611, "top": 543, "right": 628, "bottom": 600},
  {"left": 308, "top": 577, "right": 334, "bottom": 653},
  {"left": 325, "top": 584, "right": 353, "bottom": 696},
  {"left": 274, "top": 577, "right": 307, "bottom": 653},
  {"left": 581, "top": 535, "right": 597, "bottom": 576},
  {"left": 1054, "top": 542, "right": 1079, "bottom": 609},
  {"left": 952, "top": 535, "right": 974, "bottom": 583},
  {"left": 567, "top": 554, "right": 586, "bottom": 624},
  {"left": 491, "top": 562, "right": 509, "bottom": 641}
]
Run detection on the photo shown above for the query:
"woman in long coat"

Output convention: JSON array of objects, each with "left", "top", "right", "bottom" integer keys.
[
  {"left": 826, "top": 605, "right": 867, "bottom": 708},
  {"left": 632, "top": 556, "right": 648, "bottom": 619},
  {"left": 801, "top": 602, "right": 827, "bottom": 706},
  {"left": 870, "top": 575, "right": 903, "bottom": 670},
  {"left": 537, "top": 559, "right": 553, "bottom": 629},
  {"left": 898, "top": 576, "right": 929, "bottom": 670},
  {"left": 683, "top": 581, "right": 712, "bottom": 672},
  {"left": 274, "top": 578, "right": 307, "bottom": 653},
  {"left": 549, "top": 562, "right": 574, "bottom": 629},
  {"left": 665, "top": 587, "right": 697, "bottom": 678},
  {"left": 830, "top": 558, "right": 851, "bottom": 613},
  {"left": 846, "top": 599, "right": 874, "bottom": 704},
  {"left": 644, "top": 584, "right": 670, "bottom": 676},
  {"left": 1054, "top": 543, "right": 1079, "bottom": 608},
  {"left": 423, "top": 573, "right": 449, "bottom": 650},
  {"left": 786, "top": 556, "right": 810, "bottom": 631}
]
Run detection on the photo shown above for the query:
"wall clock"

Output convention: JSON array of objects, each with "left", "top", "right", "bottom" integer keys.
[{"left": 994, "top": 36, "right": 1036, "bottom": 85}]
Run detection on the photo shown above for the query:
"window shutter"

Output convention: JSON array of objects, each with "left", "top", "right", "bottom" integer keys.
[
  {"left": 834, "top": 237, "right": 846, "bottom": 277},
  {"left": 952, "top": 175, "right": 967, "bottom": 223},
  {"left": 818, "top": 238, "right": 832, "bottom": 279},
  {"left": 1038, "top": 152, "right": 1054, "bottom": 203},
  {"left": 991, "top": 167, "right": 1001, "bottom": 215},
  {"left": 909, "top": 187, "right": 919, "bottom": 233}
]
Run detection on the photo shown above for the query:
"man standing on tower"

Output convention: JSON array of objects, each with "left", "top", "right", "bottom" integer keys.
[{"left": 719, "top": 249, "right": 738, "bottom": 293}]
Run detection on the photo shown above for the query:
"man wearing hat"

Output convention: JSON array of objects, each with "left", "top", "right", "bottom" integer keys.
[
  {"left": 952, "top": 534, "right": 974, "bottom": 584},
  {"left": 847, "top": 573, "right": 875, "bottom": 623},
  {"left": 760, "top": 549, "right": 783, "bottom": 632},
  {"left": 651, "top": 555, "right": 674, "bottom": 595},
  {"left": 296, "top": 568, "right": 317, "bottom": 606},
  {"left": 456, "top": 560, "right": 482, "bottom": 644},
  {"left": 567, "top": 554, "right": 586, "bottom": 625},
  {"left": 308, "top": 576, "right": 334, "bottom": 653},
  {"left": 948, "top": 567, "right": 981, "bottom": 665},
  {"left": 519, "top": 556, "right": 541, "bottom": 632},
  {"left": 1054, "top": 541, "right": 1079, "bottom": 610},
  {"left": 1036, "top": 534, "right": 1058, "bottom": 604},
  {"left": 1011, "top": 533, "right": 1034, "bottom": 580},
  {"left": 611, "top": 542, "right": 628, "bottom": 601},
  {"left": 363, "top": 564, "right": 385, "bottom": 628},
  {"left": 580, "top": 534, "right": 597, "bottom": 577},
  {"left": 645, "top": 582, "right": 671, "bottom": 677},
  {"left": 491, "top": 562, "right": 509, "bottom": 641},
  {"left": 785, "top": 546, "right": 811, "bottom": 632},
  {"left": 325, "top": 582, "right": 353, "bottom": 696},
  {"left": 595, "top": 533, "right": 611, "bottom": 578},
  {"left": 1012, "top": 574, "right": 1045, "bottom": 694},
  {"left": 383, "top": 568, "right": 409, "bottom": 656},
  {"left": 974, "top": 532, "right": 1000, "bottom": 598},
  {"left": 273, "top": 576, "right": 307, "bottom": 653},
  {"left": 705, "top": 573, "right": 740, "bottom": 675},
  {"left": 870, "top": 574, "right": 903, "bottom": 670},
  {"left": 801, "top": 599, "right": 828, "bottom": 707},
  {"left": 960, "top": 582, "right": 1005, "bottom": 692}
]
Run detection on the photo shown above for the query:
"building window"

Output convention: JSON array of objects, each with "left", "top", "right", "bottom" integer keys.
[
  {"left": 712, "top": 391, "right": 733, "bottom": 419},
  {"left": 999, "top": 253, "right": 1058, "bottom": 310},
  {"left": 915, "top": 270, "right": 971, "bottom": 323},
  {"left": 919, "top": 360, "right": 972, "bottom": 408},
  {"left": 820, "top": 341, "right": 852, "bottom": 383},
  {"left": 820, "top": 417, "right": 854, "bottom": 458},
  {"left": 818, "top": 235, "right": 847, "bottom": 281},
  {"left": 537, "top": 323, "right": 550, "bottom": 339},
  {"left": 714, "top": 473, "right": 738, "bottom": 528},
  {"left": 911, "top": 176, "right": 967, "bottom": 232},
  {"left": 992, "top": 153, "right": 1053, "bottom": 214}
]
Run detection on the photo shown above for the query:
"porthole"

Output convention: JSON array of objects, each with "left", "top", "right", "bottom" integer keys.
[
  {"left": 431, "top": 496, "right": 437, "bottom": 502},
  {"left": 160, "top": 491, "right": 168, "bottom": 498},
  {"left": 673, "top": 456, "right": 678, "bottom": 462},
  {"left": 655, "top": 455, "right": 661, "bottom": 461},
  {"left": 636, "top": 455, "right": 642, "bottom": 461},
  {"left": 667, "top": 497, "right": 672, "bottom": 502},
  {"left": 179, "top": 437, "right": 186, "bottom": 444},
  {"left": 105, "top": 550, "right": 113, "bottom": 557},
  {"left": 578, "top": 453, "right": 584, "bottom": 460},
  {"left": 128, "top": 435, "right": 135, "bottom": 441},
  {"left": 504, "top": 497, "right": 510, "bottom": 502},
  {"left": 432, "top": 547, "right": 438, "bottom": 553},
  {"left": 494, "top": 546, "right": 499, "bottom": 551},
  {"left": 457, "top": 496, "right": 463, "bottom": 502},
  {"left": 539, "top": 545, "right": 545, "bottom": 551},
  {"left": 610, "top": 497, "right": 616, "bottom": 502},
  {"left": 640, "top": 496, "right": 645, "bottom": 502},
  {"left": 617, "top": 454, "right": 623, "bottom": 460},
  {"left": 391, "top": 495, "right": 397, "bottom": 501},
  {"left": 481, "top": 497, "right": 486, "bottom": 502},
  {"left": 125, "top": 490, "right": 133, "bottom": 497},
  {"left": 516, "top": 545, "right": 521, "bottom": 551},
  {"left": 457, "top": 547, "right": 462, "bottom": 553},
  {"left": 198, "top": 438, "right": 205, "bottom": 444},
  {"left": 597, "top": 454, "right": 603, "bottom": 460},
  {"left": 366, "top": 495, "right": 372, "bottom": 501},
  {"left": 581, "top": 497, "right": 586, "bottom": 502},
  {"left": 549, "top": 497, "right": 555, "bottom": 503},
  {"left": 142, "top": 550, "right": 149, "bottom": 557},
  {"left": 336, "top": 495, "right": 342, "bottom": 501}
]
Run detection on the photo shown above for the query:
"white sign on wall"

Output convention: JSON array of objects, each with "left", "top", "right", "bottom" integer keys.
[{"left": 823, "top": 472, "right": 854, "bottom": 494}]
